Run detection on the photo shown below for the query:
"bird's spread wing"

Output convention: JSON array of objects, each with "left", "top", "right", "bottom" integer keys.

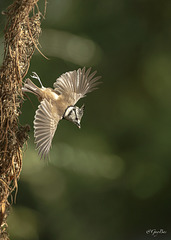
[
  {"left": 53, "top": 67, "right": 101, "bottom": 105},
  {"left": 34, "top": 99, "right": 59, "bottom": 159}
]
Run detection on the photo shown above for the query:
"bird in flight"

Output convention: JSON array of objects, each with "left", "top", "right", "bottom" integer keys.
[{"left": 22, "top": 67, "right": 101, "bottom": 159}]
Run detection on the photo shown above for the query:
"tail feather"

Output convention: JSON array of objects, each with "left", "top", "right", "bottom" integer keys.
[{"left": 22, "top": 78, "right": 42, "bottom": 97}]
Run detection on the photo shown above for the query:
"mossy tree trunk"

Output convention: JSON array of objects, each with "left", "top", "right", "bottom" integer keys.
[{"left": 0, "top": 0, "right": 44, "bottom": 238}]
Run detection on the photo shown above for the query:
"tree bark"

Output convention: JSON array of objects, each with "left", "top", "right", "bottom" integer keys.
[{"left": 0, "top": 0, "right": 43, "bottom": 238}]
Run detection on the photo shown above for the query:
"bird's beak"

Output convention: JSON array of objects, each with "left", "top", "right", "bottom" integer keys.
[{"left": 76, "top": 123, "right": 81, "bottom": 129}]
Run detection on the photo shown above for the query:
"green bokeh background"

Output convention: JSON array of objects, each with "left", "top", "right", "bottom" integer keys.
[{"left": 0, "top": 0, "right": 171, "bottom": 239}]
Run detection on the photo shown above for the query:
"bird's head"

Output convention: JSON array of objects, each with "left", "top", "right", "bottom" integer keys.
[{"left": 63, "top": 105, "right": 85, "bottom": 128}]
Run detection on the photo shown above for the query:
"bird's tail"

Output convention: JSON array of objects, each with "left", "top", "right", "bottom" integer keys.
[{"left": 22, "top": 78, "right": 43, "bottom": 98}]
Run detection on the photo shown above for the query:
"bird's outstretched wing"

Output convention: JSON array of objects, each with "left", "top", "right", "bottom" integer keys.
[
  {"left": 34, "top": 99, "right": 59, "bottom": 159},
  {"left": 53, "top": 67, "right": 101, "bottom": 105}
]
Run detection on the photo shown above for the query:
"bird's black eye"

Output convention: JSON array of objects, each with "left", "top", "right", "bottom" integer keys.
[
  {"left": 68, "top": 110, "right": 73, "bottom": 117},
  {"left": 73, "top": 109, "right": 78, "bottom": 121}
]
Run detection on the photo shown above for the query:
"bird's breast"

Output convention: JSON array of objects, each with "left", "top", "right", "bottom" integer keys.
[
  {"left": 41, "top": 88, "right": 59, "bottom": 101},
  {"left": 50, "top": 91, "right": 59, "bottom": 100},
  {"left": 54, "top": 97, "right": 69, "bottom": 117},
  {"left": 40, "top": 88, "right": 68, "bottom": 118}
]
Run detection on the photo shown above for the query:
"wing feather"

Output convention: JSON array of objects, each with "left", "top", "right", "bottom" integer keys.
[
  {"left": 53, "top": 67, "right": 101, "bottom": 105},
  {"left": 34, "top": 99, "right": 59, "bottom": 159}
]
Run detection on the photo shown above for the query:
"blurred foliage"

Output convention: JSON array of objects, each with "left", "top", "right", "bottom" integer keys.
[{"left": 1, "top": 0, "right": 171, "bottom": 239}]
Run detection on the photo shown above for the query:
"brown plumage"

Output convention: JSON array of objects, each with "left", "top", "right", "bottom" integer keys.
[{"left": 22, "top": 67, "right": 101, "bottom": 159}]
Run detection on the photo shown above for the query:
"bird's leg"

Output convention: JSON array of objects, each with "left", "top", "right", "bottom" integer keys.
[{"left": 30, "top": 72, "right": 44, "bottom": 88}]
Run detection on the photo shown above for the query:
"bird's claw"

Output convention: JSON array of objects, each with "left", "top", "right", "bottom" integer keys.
[{"left": 30, "top": 72, "right": 44, "bottom": 88}]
